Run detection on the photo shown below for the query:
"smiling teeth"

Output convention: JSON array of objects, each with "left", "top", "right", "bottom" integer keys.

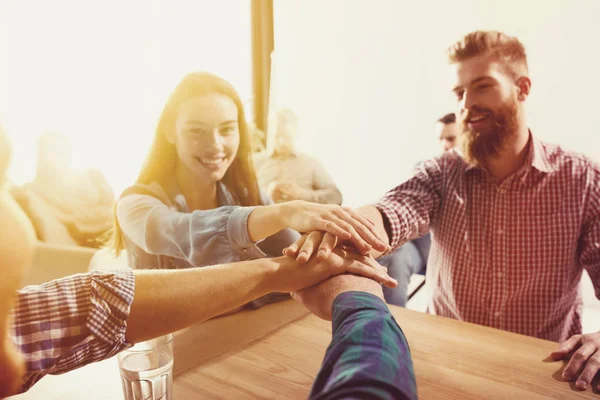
[
  {"left": 200, "top": 158, "right": 224, "bottom": 165},
  {"left": 470, "top": 115, "right": 486, "bottom": 122}
]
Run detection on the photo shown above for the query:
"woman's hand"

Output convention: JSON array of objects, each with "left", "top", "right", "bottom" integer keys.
[
  {"left": 273, "top": 248, "right": 397, "bottom": 293},
  {"left": 276, "top": 201, "right": 388, "bottom": 255},
  {"left": 284, "top": 231, "right": 384, "bottom": 264}
]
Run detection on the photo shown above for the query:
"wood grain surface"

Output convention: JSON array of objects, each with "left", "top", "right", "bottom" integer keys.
[{"left": 173, "top": 300, "right": 598, "bottom": 399}]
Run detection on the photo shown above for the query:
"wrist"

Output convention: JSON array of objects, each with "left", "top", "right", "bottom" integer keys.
[
  {"left": 248, "top": 204, "right": 284, "bottom": 242},
  {"left": 260, "top": 256, "right": 294, "bottom": 293},
  {"left": 270, "top": 202, "right": 288, "bottom": 233}
]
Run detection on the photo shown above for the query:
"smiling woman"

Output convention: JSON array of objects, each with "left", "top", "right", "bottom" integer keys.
[{"left": 108, "top": 71, "right": 391, "bottom": 311}]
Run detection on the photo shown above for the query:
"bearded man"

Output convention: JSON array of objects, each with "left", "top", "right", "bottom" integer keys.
[{"left": 287, "top": 30, "right": 600, "bottom": 392}]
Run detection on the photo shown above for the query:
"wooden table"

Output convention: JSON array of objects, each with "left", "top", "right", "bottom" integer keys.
[
  {"left": 11, "top": 300, "right": 598, "bottom": 399},
  {"left": 172, "top": 300, "right": 597, "bottom": 399}
]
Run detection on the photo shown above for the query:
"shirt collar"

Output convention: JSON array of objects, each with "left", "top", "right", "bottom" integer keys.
[{"left": 529, "top": 133, "right": 555, "bottom": 173}]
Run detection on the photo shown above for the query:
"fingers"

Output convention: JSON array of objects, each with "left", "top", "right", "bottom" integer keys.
[
  {"left": 316, "top": 232, "right": 338, "bottom": 261},
  {"left": 339, "top": 243, "right": 362, "bottom": 255},
  {"left": 361, "top": 254, "right": 398, "bottom": 288},
  {"left": 337, "top": 207, "right": 389, "bottom": 252},
  {"left": 343, "top": 252, "right": 397, "bottom": 287},
  {"left": 297, "top": 231, "right": 323, "bottom": 264},
  {"left": 326, "top": 215, "right": 372, "bottom": 254},
  {"left": 575, "top": 351, "right": 600, "bottom": 390},
  {"left": 284, "top": 235, "right": 307, "bottom": 258},
  {"left": 317, "top": 219, "right": 353, "bottom": 242},
  {"left": 561, "top": 341, "right": 594, "bottom": 382},
  {"left": 550, "top": 335, "right": 582, "bottom": 361}
]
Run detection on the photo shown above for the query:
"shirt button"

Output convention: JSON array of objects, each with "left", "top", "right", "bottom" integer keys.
[{"left": 494, "top": 312, "right": 501, "bottom": 318}]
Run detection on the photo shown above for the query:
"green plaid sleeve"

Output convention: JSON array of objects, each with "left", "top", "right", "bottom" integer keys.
[{"left": 309, "top": 291, "right": 417, "bottom": 400}]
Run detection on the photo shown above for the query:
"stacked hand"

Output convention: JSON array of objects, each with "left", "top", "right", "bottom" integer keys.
[
  {"left": 282, "top": 229, "right": 391, "bottom": 322},
  {"left": 292, "top": 273, "right": 384, "bottom": 321},
  {"left": 283, "top": 231, "right": 376, "bottom": 264},
  {"left": 276, "top": 202, "right": 389, "bottom": 257},
  {"left": 276, "top": 247, "right": 397, "bottom": 294},
  {"left": 277, "top": 203, "right": 392, "bottom": 320}
]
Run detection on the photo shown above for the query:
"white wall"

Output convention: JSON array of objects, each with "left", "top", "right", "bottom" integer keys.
[
  {"left": 273, "top": 0, "right": 600, "bottom": 206},
  {"left": 0, "top": 0, "right": 252, "bottom": 196}
]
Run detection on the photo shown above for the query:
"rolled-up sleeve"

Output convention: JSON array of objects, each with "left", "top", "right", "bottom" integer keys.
[
  {"left": 374, "top": 157, "right": 444, "bottom": 253},
  {"left": 11, "top": 270, "right": 135, "bottom": 393},
  {"left": 227, "top": 207, "right": 268, "bottom": 258},
  {"left": 117, "top": 194, "right": 267, "bottom": 265}
]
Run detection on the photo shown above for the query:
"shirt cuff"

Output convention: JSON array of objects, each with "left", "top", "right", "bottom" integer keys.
[
  {"left": 374, "top": 201, "right": 405, "bottom": 254},
  {"left": 331, "top": 291, "right": 388, "bottom": 330},
  {"left": 87, "top": 269, "right": 136, "bottom": 349},
  {"left": 227, "top": 207, "right": 267, "bottom": 259}
]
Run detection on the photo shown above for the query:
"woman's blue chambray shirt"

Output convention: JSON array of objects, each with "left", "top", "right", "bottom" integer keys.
[{"left": 117, "top": 180, "right": 299, "bottom": 307}]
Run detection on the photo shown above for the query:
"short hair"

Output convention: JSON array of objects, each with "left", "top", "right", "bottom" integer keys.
[
  {"left": 447, "top": 30, "right": 529, "bottom": 80},
  {"left": 438, "top": 113, "right": 456, "bottom": 125}
]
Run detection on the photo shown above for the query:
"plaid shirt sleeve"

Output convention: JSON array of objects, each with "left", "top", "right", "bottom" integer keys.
[
  {"left": 309, "top": 292, "right": 418, "bottom": 400},
  {"left": 10, "top": 270, "right": 135, "bottom": 393},
  {"left": 375, "top": 157, "right": 445, "bottom": 254}
]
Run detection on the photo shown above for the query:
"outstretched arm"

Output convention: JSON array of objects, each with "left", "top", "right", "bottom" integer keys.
[
  {"left": 285, "top": 158, "right": 445, "bottom": 262},
  {"left": 292, "top": 275, "right": 417, "bottom": 400},
  {"left": 10, "top": 250, "right": 396, "bottom": 394}
]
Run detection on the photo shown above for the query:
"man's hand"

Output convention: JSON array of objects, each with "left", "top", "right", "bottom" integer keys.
[
  {"left": 274, "top": 202, "right": 387, "bottom": 255},
  {"left": 291, "top": 274, "right": 384, "bottom": 321},
  {"left": 550, "top": 332, "right": 600, "bottom": 391}
]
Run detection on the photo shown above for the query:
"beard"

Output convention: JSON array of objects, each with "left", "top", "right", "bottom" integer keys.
[{"left": 458, "top": 98, "right": 520, "bottom": 167}]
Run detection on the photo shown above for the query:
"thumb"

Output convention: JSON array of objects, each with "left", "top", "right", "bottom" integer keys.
[{"left": 549, "top": 335, "right": 581, "bottom": 360}]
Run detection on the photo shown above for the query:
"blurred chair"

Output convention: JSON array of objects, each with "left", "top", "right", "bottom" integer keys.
[{"left": 24, "top": 242, "right": 97, "bottom": 286}]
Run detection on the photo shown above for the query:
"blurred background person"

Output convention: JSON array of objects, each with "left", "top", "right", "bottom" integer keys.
[{"left": 254, "top": 108, "right": 343, "bottom": 205}]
